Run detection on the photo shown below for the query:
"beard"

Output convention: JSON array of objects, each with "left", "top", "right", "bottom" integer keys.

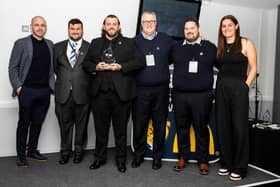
[
  {"left": 33, "top": 29, "right": 46, "bottom": 39},
  {"left": 104, "top": 28, "right": 120, "bottom": 38},
  {"left": 69, "top": 35, "right": 82, "bottom": 42},
  {"left": 186, "top": 33, "right": 200, "bottom": 43}
]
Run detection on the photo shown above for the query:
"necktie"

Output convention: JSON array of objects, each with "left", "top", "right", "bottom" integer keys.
[{"left": 69, "top": 42, "right": 77, "bottom": 67}]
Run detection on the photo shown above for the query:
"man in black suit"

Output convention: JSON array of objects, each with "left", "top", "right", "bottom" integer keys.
[
  {"left": 54, "top": 18, "right": 90, "bottom": 165},
  {"left": 83, "top": 14, "right": 145, "bottom": 173}
]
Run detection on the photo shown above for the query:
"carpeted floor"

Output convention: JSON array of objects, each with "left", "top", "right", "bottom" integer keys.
[{"left": 0, "top": 148, "right": 279, "bottom": 187}]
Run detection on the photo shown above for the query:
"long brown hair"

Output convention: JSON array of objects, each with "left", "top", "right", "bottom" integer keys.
[
  {"left": 101, "top": 14, "right": 121, "bottom": 38},
  {"left": 217, "top": 15, "right": 242, "bottom": 59}
]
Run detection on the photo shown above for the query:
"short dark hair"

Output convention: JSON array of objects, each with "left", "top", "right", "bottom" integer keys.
[
  {"left": 68, "top": 18, "right": 83, "bottom": 28},
  {"left": 184, "top": 17, "right": 199, "bottom": 27},
  {"left": 103, "top": 14, "right": 120, "bottom": 25}
]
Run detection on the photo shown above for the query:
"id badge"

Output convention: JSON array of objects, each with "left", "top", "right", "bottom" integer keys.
[
  {"left": 188, "top": 60, "right": 198, "bottom": 73},
  {"left": 146, "top": 54, "right": 155, "bottom": 66}
]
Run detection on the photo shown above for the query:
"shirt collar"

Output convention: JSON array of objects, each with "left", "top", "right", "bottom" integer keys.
[
  {"left": 69, "top": 38, "right": 82, "bottom": 48},
  {"left": 182, "top": 37, "right": 201, "bottom": 46},
  {"left": 141, "top": 31, "right": 158, "bottom": 40}
]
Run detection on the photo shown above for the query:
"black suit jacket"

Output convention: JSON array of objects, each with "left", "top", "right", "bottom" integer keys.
[
  {"left": 54, "top": 39, "right": 90, "bottom": 104},
  {"left": 83, "top": 35, "right": 145, "bottom": 101}
]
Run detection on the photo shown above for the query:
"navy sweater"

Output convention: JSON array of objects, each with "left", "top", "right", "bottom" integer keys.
[
  {"left": 172, "top": 40, "right": 217, "bottom": 92},
  {"left": 135, "top": 32, "right": 174, "bottom": 87},
  {"left": 24, "top": 35, "right": 50, "bottom": 88}
]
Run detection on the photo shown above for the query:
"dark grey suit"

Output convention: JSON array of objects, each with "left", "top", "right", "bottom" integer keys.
[
  {"left": 54, "top": 39, "right": 90, "bottom": 155},
  {"left": 8, "top": 35, "right": 54, "bottom": 159},
  {"left": 9, "top": 35, "right": 55, "bottom": 96}
]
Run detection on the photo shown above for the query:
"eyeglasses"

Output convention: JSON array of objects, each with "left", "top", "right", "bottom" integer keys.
[{"left": 142, "top": 20, "right": 156, "bottom": 24}]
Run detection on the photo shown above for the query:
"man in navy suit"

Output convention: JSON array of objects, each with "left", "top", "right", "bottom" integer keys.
[{"left": 8, "top": 16, "right": 55, "bottom": 167}]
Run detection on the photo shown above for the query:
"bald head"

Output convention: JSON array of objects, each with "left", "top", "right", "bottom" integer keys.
[
  {"left": 31, "top": 16, "right": 46, "bottom": 25},
  {"left": 30, "top": 16, "right": 47, "bottom": 40}
]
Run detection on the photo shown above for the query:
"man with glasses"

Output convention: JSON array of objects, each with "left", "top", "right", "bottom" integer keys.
[{"left": 131, "top": 11, "right": 174, "bottom": 170}]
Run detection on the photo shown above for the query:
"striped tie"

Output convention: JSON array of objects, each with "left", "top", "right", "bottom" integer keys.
[{"left": 69, "top": 42, "right": 77, "bottom": 67}]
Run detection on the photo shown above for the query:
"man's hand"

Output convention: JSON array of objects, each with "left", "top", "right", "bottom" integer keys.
[
  {"left": 96, "top": 62, "right": 111, "bottom": 71},
  {"left": 200, "top": 35, "right": 206, "bottom": 40},
  {"left": 109, "top": 63, "right": 122, "bottom": 71},
  {"left": 16, "top": 87, "right": 22, "bottom": 95}
]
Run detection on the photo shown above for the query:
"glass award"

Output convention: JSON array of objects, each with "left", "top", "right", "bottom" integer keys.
[{"left": 101, "top": 45, "right": 116, "bottom": 64}]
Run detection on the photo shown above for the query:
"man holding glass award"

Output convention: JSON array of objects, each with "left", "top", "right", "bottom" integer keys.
[{"left": 83, "top": 14, "right": 145, "bottom": 173}]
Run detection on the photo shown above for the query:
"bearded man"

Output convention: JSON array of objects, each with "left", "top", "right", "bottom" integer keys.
[
  {"left": 9, "top": 16, "right": 54, "bottom": 167},
  {"left": 83, "top": 14, "right": 145, "bottom": 173},
  {"left": 171, "top": 17, "right": 216, "bottom": 175},
  {"left": 54, "top": 18, "right": 90, "bottom": 165}
]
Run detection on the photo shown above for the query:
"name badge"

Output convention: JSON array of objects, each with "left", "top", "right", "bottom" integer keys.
[
  {"left": 188, "top": 60, "right": 198, "bottom": 73},
  {"left": 146, "top": 54, "right": 155, "bottom": 66}
]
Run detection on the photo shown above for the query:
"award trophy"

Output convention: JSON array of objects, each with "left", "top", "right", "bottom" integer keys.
[{"left": 101, "top": 45, "right": 116, "bottom": 65}]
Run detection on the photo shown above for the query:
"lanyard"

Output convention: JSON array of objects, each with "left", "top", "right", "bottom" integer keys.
[{"left": 68, "top": 40, "right": 79, "bottom": 56}]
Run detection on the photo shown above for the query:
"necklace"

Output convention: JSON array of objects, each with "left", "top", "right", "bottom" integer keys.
[{"left": 225, "top": 44, "right": 233, "bottom": 53}]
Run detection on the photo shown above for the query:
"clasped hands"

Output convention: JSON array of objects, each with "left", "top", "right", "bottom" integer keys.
[{"left": 96, "top": 62, "right": 122, "bottom": 71}]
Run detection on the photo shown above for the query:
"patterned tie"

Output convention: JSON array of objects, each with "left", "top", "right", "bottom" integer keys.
[{"left": 69, "top": 42, "right": 77, "bottom": 67}]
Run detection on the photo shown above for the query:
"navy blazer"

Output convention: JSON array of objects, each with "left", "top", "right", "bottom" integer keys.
[{"left": 8, "top": 35, "right": 55, "bottom": 97}]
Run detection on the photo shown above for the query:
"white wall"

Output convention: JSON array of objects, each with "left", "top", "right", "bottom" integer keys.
[
  {"left": 0, "top": 0, "right": 141, "bottom": 103},
  {"left": 199, "top": 1, "right": 277, "bottom": 120},
  {"left": 257, "top": 8, "right": 277, "bottom": 120},
  {"left": 200, "top": 2, "right": 277, "bottom": 99},
  {"left": 0, "top": 0, "right": 277, "bottom": 156},
  {"left": 258, "top": 9, "right": 278, "bottom": 100},
  {"left": 0, "top": 0, "right": 140, "bottom": 157}
]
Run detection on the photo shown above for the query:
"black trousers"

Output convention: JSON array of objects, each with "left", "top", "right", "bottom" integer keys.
[
  {"left": 215, "top": 78, "right": 249, "bottom": 177},
  {"left": 55, "top": 92, "right": 90, "bottom": 155},
  {"left": 173, "top": 90, "right": 213, "bottom": 163},
  {"left": 16, "top": 86, "right": 50, "bottom": 158},
  {"left": 92, "top": 91, "right": 131, "bottom": 163},
  {"left": 132, "top": 85, "right": 169, "bottom": 160}
]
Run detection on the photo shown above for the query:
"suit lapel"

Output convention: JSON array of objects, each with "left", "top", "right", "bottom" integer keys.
[
  {"left": 61, "top": 41, "right": 70, "bottom": 67},
  {"left": 23, "top": 36, "right": 34, "bottom": 75},
  {"left": 45, "top": 39, "right": 55, "bottom": 75},
  {"left": 27, "top": 36, "right": 33, "bottom": 61}
]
